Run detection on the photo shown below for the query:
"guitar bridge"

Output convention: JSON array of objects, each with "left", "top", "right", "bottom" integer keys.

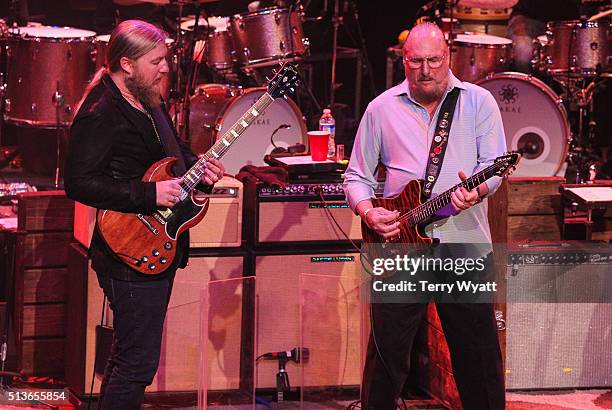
[{"left": 137, "top": 214, "right": 159, "bottom": 235}]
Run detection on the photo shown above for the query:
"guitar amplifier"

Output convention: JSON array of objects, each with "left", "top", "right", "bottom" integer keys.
[
  {"left": 504, "top": 241, "right": 612, "bottom": 389},
  {"left": 245, "top": 248, "right": 364, "bottom": 390},
  {"left": 66, "top": 243, "right": 248, "bottom": 396},
  {"left": 243, "top": 179, "right": 363, "bottom": 246},
  {"left": 73, "top": 176, "right": 243, "bottom": 249}
]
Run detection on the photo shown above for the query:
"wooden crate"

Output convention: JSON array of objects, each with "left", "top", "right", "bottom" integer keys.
[
  {"left": 13, "top": 191, "right": 74, "bottom": 376},
  {"left": 506, "top": 177, "right": 563, "bottom": 242}
]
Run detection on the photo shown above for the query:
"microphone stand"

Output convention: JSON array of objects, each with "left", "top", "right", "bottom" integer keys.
[{"left": 275, "top": 356, "right": 290, "bottom": 402}]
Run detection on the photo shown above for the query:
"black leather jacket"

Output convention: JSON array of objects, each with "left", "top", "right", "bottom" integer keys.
[{"left": 65, "top": 74, "right": 205, "bottom": 281}]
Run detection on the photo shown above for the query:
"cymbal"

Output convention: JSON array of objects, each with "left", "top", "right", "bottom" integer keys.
[{"left": 114, "top": 0, "right": 218, "bottom": 5}]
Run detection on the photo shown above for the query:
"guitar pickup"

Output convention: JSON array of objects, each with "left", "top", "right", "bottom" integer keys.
[
  {"left": 153, "top": 211, "right": 168, "bottom": 224},
  {"left": 137, "top": 214, "right": 159, "bottom": 235}
]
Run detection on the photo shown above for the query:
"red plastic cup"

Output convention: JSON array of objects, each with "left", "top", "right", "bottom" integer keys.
[{"left": 308, "top": 131, "right": 329, "bottom": 161}]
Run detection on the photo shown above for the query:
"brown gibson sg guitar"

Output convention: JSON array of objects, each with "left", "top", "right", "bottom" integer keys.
[
  {"left": 361, "top": 152, "right": 522, "bottom": 245},
  {"left": 97, "top": 62, "right": 300, "bottom": 274}
]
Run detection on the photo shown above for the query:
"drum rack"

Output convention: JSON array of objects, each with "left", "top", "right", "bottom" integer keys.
[{"left": 300, "top": 46, "right": 364, "bottom": 121}]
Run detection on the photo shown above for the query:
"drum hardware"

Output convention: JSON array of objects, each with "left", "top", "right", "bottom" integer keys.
[
  {"left": 51, "top": 82, "right": 65, "bottom": 189},
  {"left": 555, "top": 74, "right": 608, "bottom": 183},
  {"left": 0, "top": 73, "right": 6, "bottom": 147},
  {"left": 332, "top": 0, "right": 377, "bottom": 108},
  {"left": 329, "top": 0, "right": 341, "bottom": 110},
  {"left": 168, "top": 2, "right": 209, "bottom": 143}
]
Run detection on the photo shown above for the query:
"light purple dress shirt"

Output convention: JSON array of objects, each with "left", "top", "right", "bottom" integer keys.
[{"left": 343, "top": 71, "right": 507, "bottom": 244}]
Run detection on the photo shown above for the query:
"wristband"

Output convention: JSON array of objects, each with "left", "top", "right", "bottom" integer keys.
[{"left": 363, "top": 208, "right": 374, "bottom": 218}]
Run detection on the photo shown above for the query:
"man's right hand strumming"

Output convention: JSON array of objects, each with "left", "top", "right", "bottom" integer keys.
[
  {"left": 156, "top": 179, "right": 183, "bottom": 208},
  {"left": 357, "top": 201, "right": 401, "bottom": 241}
]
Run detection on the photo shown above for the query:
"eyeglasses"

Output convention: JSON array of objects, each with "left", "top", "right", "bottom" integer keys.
[{"left": 405, "top": 55, "right": 445, "bottom": 69}]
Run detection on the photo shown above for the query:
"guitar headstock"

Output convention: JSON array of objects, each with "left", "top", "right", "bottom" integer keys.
[
  {"left": 494, "top": 151, "right": 522, "bottom": 177},
  {"left": 267, "top": 62, "right": 300, "bottom": 100}
]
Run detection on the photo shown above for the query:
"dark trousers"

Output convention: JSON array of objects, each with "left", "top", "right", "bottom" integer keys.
[
  {"left": 361, "top": 302, "right": 505, "bottom": 410},
  {"left": 96, "top": 273, "right": 174, "bottom": 410}
]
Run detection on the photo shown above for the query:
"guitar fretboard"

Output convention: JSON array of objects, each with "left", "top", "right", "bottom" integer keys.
[
  {"left": 400, "top": 160, "right": 508, "bottom": 227},
  {"left": 180, "top": 93, "right": 275, "bottom": 194}
]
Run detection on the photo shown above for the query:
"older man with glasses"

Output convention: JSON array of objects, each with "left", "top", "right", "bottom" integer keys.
[{"left": 344, "top": 22, "right": 507, "bottom": 409}]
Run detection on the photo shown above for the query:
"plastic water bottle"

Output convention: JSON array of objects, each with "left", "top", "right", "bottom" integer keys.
[{"left": 319, "top": 108, "right": 336, "bottom": 159}]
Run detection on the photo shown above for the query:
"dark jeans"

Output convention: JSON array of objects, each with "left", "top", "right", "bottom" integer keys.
[
  {"left": 361, "top": 302, "right": 505, "bottom": 410},
  {"left": 96, "top": 272, "right": 175, "bottom": 410}
]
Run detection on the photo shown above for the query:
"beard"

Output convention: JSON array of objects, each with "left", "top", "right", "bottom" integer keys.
[
  {"left": 411, "top": 77, "right": 447, "bottom": 105},
  {"left": 124, "top": 69, "right": 161, "bottom": 107}
]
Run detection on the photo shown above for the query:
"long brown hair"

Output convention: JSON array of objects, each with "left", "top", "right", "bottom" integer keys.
[
  {"left": 75, "top": 20, "right": 168, "bottom": 114},
  {"left": 107, "top": 19, "right": 168, "bottom": 73}
]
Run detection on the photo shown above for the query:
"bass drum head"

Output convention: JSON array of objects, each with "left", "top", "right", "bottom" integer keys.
[
  {"left": 477, "top": 72, "right": 569, "bottom": 177},
  {"left": 188, "top": 85, "right": 306, "bottom": 175}
]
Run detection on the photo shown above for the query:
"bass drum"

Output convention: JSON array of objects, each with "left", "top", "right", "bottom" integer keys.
[
  {"left": 186, "top": 84, "right": 306, "bottom": 175},
  {"left": 477, "top": 73, "right": 569, "bottom": 177}
]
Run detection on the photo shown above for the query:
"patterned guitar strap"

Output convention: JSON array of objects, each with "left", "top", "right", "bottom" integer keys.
[{"left": 422, "top": 87, "right": 461, "bottom": 198}]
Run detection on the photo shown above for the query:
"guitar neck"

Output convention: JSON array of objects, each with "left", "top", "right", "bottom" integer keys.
[
  {"left": 406, "top": 161, "right": 505, "bottom": 226},
  {"left": 180, "top": 93, "right": 275, "bottom": 192}
]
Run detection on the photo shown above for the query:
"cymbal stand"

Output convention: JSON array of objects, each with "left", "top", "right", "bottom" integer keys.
[
  {"left": 0, "top": 73, "right": 6, "bottom": 148},
  {"left": 555, "top": 74, "right": 603, "bottom": 182},
  {"left": 329, "top": 0, "right": 341, "bottom": 110},
  {"left": 169, "top": 0, "right": 185, "bottom": 127},
  {"left": 180, "top": 3, "right": 204, "bottom": 143},
  {"left": 329, "top": 0, "right": 379, "bottom": 110},
  {"left": 170, "top": 0, "right": 204, "bottom": 143},
  {"left": 52, "top": 82, "right": 65, "bottom": 189}
]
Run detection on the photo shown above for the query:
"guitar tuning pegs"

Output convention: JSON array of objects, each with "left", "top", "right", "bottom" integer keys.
[
  {"left": 265, "top": 76, "right": 271, "bottom": 82},
  {"left": 289, "top": 87, "right": 295, "bottom": 93}
]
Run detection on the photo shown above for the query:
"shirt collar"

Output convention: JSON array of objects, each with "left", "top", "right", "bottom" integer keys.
[{"left": 392, "top": 70, "right": 466, "bottom": 99}]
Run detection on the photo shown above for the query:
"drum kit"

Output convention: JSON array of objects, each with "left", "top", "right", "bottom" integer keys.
[
  {"left": 413, "top": 1, "right": 611, "bottom": 180},
  {"left": 0, "top": 0, "right": 314, "bottom": 181},
  {"left": 0, "top": 1, "right": 609, "bottom": 182}
]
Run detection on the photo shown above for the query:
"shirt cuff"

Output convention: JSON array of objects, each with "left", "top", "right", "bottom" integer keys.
[
  {"left": 344, "top": 183, "right": 376, "bottom": 213},
  {"left": 482, "top": 176, "right": 502, "bottom": 198}
]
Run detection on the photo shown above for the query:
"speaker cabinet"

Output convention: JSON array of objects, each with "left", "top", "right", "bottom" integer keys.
[
  {"left": 504, "top": 242, "right": 612, "bottom": 389},
  {"left": 73, "top": 176, "right": 243, "bottom": 249},
  {"left": 249, "top": 248, "right": 363, "bottom": 389},
  {"left": 66, "top": 243, "right": 247, "bottom": 396},
  {"left": 506, "top": 303, "right": 612, "bottom": 389}
]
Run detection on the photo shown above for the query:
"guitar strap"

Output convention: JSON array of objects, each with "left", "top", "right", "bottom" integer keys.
[
  {"left": 149, "top": 104, "right": 187, "bottom": 177},
  {"left": 422, "top": 87, "right": 460, "bottom": 198}
]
